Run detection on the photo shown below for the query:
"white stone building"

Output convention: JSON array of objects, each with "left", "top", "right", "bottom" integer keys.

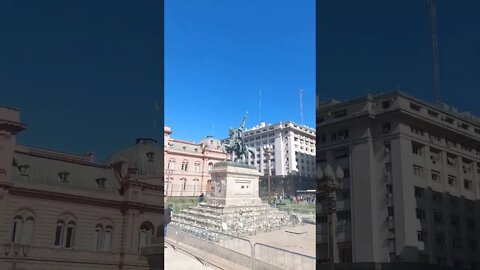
[
  {"left": 317, "top": 91, "right": 480, "bottom": 269},
  {"left": 243, "top": 121, "right": 316, "bottom": 178}
]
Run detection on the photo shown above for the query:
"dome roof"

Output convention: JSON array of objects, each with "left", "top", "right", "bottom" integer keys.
[
  {"left": 106, "top": 138, "right": 162, "bottom": 177},
  {"left": 199, "top": 136, "right": 222, "bottom": 149}
]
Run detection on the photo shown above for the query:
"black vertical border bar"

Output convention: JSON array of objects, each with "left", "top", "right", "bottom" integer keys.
[
  {"left": 159, "top": 0, "right": 166, "bottom": 267},
  {"left": 315, "top": 0, "right": 321, "bottom": 268}
]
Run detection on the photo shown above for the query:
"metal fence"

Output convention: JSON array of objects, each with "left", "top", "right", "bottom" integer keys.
[
  {"left": 254, "top": 243, "right": 316, "bottom": 270},
  {"left": 165, "top": 221, "right": 316, "bottom": 270}
]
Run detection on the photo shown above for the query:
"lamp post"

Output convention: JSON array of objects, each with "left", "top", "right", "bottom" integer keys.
[
  {"left": 317, "top": 164, "right": 344, "bottom": 270},
  {"left": 3, "top": 243, "right": 30, "bottom": 270},
  {"left": 263, "top": 145, "right": 273, "bottom": 204}
]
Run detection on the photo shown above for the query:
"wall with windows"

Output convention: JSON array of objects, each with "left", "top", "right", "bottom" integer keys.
[
  {"left": 317, "top": 91, "right": 480, "bottom": 269},
  {"left": 164, "top": 126, "right": 226, "bottom": 197},
  {"left": 0, "top": 108, "right": 162, "bottom": 270}
]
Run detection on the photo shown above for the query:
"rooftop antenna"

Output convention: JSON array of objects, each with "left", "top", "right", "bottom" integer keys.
[
  {"left": 299, "top": 89, "right": 304, "bottom": 125},
  {"left": 429, "top": 0, "right": 441, "bottom": 104}
]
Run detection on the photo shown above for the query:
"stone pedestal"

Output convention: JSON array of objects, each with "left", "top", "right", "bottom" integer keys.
[
  {"left": 173, "top": 162, "right": 293, "bottom": 236},
  {"left": 208, "top": 162, "right": 262, "bottom": 206}
]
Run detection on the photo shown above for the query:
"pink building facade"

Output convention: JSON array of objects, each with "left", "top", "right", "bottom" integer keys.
[
  {"left": 164, "top": 126, "right": 227, "bottom": 197},
  {"left": 0, "top": 106, "right": 162, "bottom": 270}
]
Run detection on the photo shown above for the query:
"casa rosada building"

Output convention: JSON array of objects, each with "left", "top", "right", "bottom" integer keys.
[
  {"left": 164, "top": 126, "right": 227, "bottom": 197},
  {"left": 0, "top": 106, "right": 162, "bottom": 270}
]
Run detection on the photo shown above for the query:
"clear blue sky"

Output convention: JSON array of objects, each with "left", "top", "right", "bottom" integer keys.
[
  {"left": 165, "top": 0, "right": 315, "bottom": 142},
  {"left": 318, "top": 0, "right": 480, "bottom": 110},
  {"left": 1, "top": 1, "right": 163, "bottom": 162}
]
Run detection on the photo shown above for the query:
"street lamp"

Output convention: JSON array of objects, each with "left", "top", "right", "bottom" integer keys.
[
  {"left": 317, "top": 164, "right": 344, "bottom": 270},
  {"left": 263, "top": 145, "right": 273, "bottom": 205},
  {"left": 3, "top": 243, "right": 30, "bottom": 270}
]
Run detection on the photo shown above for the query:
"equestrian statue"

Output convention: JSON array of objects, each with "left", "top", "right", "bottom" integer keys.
[{"left": 223, "top": 113, "right": 255, "bottom": 164}]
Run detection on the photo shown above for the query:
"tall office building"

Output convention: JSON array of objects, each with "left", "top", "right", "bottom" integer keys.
[
  {"left": 242, "top": 121, "right": 316, "bottom": 194},
  {"left": 317, "top": 91, "right": 480, "bottom": 269}
]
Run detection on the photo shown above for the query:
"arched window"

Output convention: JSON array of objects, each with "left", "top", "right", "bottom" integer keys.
[
  {"left": 54, "top": 220, "right": 75, "bottom": 249},
  {"left": 94, "top": 225, "right": 103, "bottom": 251},
  {"left": 103, "top": 226, "right": 113, "bottom": 251},
  {"left": 11, "top": 216, "right": 23, "bottom": 243},
  {"left": 23, "top": 217, "right": 34, "bottom": 245},
  {"left": 11, "top": 216, "right": 35, "bottom": 245},
  {"left": 168, "top": 159, "right": 175, "bottom": 170},
  {"left": 192, "top": 178, "right": 199, "bottom": 193},
  {"left": 54, "top": 221, "right": 65, "bottom": 247},
  {"left": 208, "top": 162, "right": 213, "bottom": 171},
  {"left": 194, "top": 162, "right": 200, "bottom": 172},
  {"left": 180, "top": 178, "right": 187, "bottom": 191},
  {"left": 65, "top": 222, "right": 76, "bottom": 248},
  {"left": 138, "top": 222, "right": 154, "bottom": 252},
  {"left": 181, "top": 160, "right": 188, "bottom": 171}
]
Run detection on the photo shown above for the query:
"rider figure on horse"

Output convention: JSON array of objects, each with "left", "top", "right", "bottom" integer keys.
[{"left": 225, "top": 113, "right": 254, "bottom": 163}]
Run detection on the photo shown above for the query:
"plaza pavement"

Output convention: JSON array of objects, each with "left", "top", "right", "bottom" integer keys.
[{"left": 165, "top": 242, "right": 214, "bottom": 270}]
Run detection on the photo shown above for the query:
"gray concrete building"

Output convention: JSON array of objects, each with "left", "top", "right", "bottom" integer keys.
[{"left": 317, "top": 91, "right": 480, "bottom": 269}]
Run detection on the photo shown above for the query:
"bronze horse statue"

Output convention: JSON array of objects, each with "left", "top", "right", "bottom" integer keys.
[{"left": 223, "top": 113, "right": 255, "bottom": 163}]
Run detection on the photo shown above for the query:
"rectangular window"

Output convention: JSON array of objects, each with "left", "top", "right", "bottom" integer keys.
[
  {"left": 413, "top": 165, "right": 423, "bottom": 177},
  {"left": 382, "top": 100, "right": 391, "bottom": 109},
  {"left": 430, "top": 148, "right": 440, "bottom": 164},
  {"left": 54, "top": 226, "right": 63, "bottom": 246},
  {"left": 384, "top": 141, "right": 391, "bottom": 153},
  {"left": 428, "top": 110, "right": 439, "bottom": 117},
  {"left": 450, "top": 196, "right": 459, "bottom": 207},
  {"left": 387, "top": 206, "right": 394, "bottom": 217},
  {"left": 434, "top": 212, "right": 443, "bottom": 224},
  {"left": 431, "top": 171, "right": 441, "bottom": 182},
  {"left": 410, "top": 103, "right": 422, "bottom": 111},
  {"left": 412, "top": 142, "right": 423, "bottom": 156},
  {"left": 448, "top": 175, "right": 457, "bottom": 186},
  {"left": 332, "top": 109, "right": 347, "bottom": 118},
  {"left": 414, "top": 186, "right": 424, "bottom": 198},
  {"left": 417, "top": 231, "right": 427, "bottom": 242},
  {"left": 447, "top": 154, "right": 456, "bottom": 167},
  {"left": 416, "top": 208, "right": 426, "bottom": 221},
  {"left": 466, "top": 199, "right": 474, "bottom": 211},
  {"left": 464, "top": 179, "right": 473, "bottom": 190},
  {"left": 65, "top": 227, "right": 74, "bottom": 248},
  {"left": 451, "top": 215, "right": 460, "bottom": 227},
  {"left": 467, "top": 218, "right": 476, "bottom": 231},
  {"left": 433, "top": 191, "right": 443, "bottom": 203},
  {"left": 383, "top": 123, "right": 391, "bottom": 134},
  {"left": 386, "top": 184, "right": 393, "bottom": 194}
]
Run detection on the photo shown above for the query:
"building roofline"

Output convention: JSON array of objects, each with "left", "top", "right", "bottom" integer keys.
[
  {"left": 319, "top": 90, "right": 480, "bottom": 128},
  {"left": 15, "top": 144, "right": 107, "bottom": 168}
]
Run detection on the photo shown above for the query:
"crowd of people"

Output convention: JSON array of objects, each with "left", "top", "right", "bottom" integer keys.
[{"left": 271, "top": 194, "right": 316, "bottom": 205}]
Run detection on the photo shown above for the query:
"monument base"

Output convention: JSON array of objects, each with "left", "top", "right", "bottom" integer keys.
[
  {"left": 207, "top": 161, "right": 263, "bottom": 206},
  {"left": 173, "top": 162, "right": 293, "bottom": 236}
]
